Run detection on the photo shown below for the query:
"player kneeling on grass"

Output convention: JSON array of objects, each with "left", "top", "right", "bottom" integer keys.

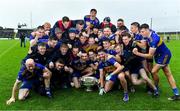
[
  {"left": 71, "top": 50, "right": 93, "bottom": 88},
  {"left": 51, "top": 58, "right": 73, "bottom": 89},
  {"left": 133, "top": 24, "right": 180, "bottom": 101},
  {"left": 97, "top": 50, "right": 129, "bottom": 102},
  {"left": 6, "top": 59, "right": 52, "bottom": 105}
]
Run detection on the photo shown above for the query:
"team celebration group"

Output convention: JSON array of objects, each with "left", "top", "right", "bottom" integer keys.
[{"left": 6, "top": 9, "right": 180, "bottom": 105}]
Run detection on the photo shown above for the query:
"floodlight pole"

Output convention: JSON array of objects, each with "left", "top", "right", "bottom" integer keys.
[
  {"left": 30, "top": 12, "right": 32, "bottom": 28},
  {"left": 150, "top": 18, "right": 152, "bottom": 29}
]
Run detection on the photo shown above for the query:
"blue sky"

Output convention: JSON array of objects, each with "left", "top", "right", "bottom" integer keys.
[{"left": 0, "top": 0, "right": 180, "bottom": 32}]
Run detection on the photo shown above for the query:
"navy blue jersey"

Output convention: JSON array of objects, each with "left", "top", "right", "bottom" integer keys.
[
  {"left": 65, "top": 38, "right": 77, "bottom": 47},
  {"left": 29, "top": 34, "right": 34, "bottom": 41},
  {"left": 46, "top": 42, "right": 61, "bottom": 51},
  {"left": 122, "top": 41, "right": 141, "bottom": 64},
  {"left": 104, "top": 49, "right": 117, "bottom": 56},
  {"left": 28, "top": 41, "right": 60, "bottom": 58},
  {"left": 37, "top": 39, "right": 48, "bottom": 43},
  {"left": 84, "top": 15, "right": 100, "bottom": 29},
  {"left": 98, "top": 57, "right": 117, "bottom": 73},
  {"left": 37, "top": 35, "right": 49, "bottom": 43},
  {"left": 74, "top": 40, "right": 87, "bottom": 49},
  {"left": 71, "top": 58, "right": 91, "bottom": 71},
  {"left": 29, "top": 34, "right": 49, "bottom": 41},
  {"left": 122, "top": 41, "right": 142, "bottom": 72},
  {"left": 109, "top": 34, "right": 116, "bottom": 45},
  {"left": 48, "top": 50, "right": 71, "bottom": 66},
  {"left": 98, "top": 34, "right": 116, "bottom": 46},
  {"left": 22, "top": 52, "right": 49, "bottom": 66},
  {"left": 147, "top": 31, "right": 170, "bottom": 55},
  {"left": 133, "top": 33, "right": 146, "bottom": 53},
  {"left": 98, "top": 37, "right": 105, "bottom": 47},
  {"left": 89, "top": 59, "right": 99, "bottom": 66},
  {"left": 17, "top": 63, "right": 45, "bottom": 81},
  {"left": 45, "top": 42, "right": 61, "bottom": 56},
  {"left": 134, "top": 33, "right": 143, "bottom": 41},
  {"left": 70, "top": 53, "right": 80, "bottom": 63},
  {"left": 29, "top": 42, "right": 61, "bottom": 62}
]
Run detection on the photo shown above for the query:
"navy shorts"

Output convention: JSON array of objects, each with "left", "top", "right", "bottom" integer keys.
[
  {"left": 129, "top": 65, "right": 144, "bottom": 74},
  {"left": 127, "top": 59, "right": 143, "bottom": 74},
  {"left": 20, "top": 79, "right": 40, "bottom": 90},
  {"left": 72, "top": 71, "right": 81, "bottom": 78},
  {"left": 93, "top": 72, "right": 100, "bottom": 79},
  {"left": 109, "top": 74, "right": 118, "bottom": 82},
  {"left": 155, "top": 52, "right": 171, "bottom": 65}
]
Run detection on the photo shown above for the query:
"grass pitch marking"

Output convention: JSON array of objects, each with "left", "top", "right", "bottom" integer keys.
[{"left": 0, "top": 41, "right": 19, "bottom": 59}]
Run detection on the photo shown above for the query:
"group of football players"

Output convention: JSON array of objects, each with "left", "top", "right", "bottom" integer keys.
[{"left": 6, "top": 8, "right": 180, "bottom": 105}]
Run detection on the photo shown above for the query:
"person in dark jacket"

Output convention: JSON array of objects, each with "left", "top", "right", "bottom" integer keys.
[{"left": 19, "top": 32, "right": 26, "bottom": 47}]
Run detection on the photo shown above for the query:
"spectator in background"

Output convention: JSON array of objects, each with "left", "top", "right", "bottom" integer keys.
[
  {"left": 167, "top": 36, "right": 170, "bottom": 43},
  {"left": 19, "top": 32, "right": 26, "bottom": 48}
]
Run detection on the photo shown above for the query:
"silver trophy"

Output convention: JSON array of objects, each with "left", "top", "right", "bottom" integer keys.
[{"left": 80, "top": 76, "right": 98, "bottom": 92}]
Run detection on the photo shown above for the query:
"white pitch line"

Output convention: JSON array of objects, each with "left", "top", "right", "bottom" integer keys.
[{"left": 0, "top": 41, "right": 19, "bottom": 59}]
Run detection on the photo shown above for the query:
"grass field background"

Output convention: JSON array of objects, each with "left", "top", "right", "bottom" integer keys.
[{"left": 0, "top": 39, "right": 180, "bottom": 110}]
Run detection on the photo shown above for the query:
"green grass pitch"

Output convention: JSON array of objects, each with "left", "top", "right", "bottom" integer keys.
[{"left": 0, "top": 40, "right": 180, "bottom": 110}]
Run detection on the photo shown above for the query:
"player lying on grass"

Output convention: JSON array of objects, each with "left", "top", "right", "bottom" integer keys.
[{"left": 6, "top": 59, "right": 52, "bottom": 105}]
